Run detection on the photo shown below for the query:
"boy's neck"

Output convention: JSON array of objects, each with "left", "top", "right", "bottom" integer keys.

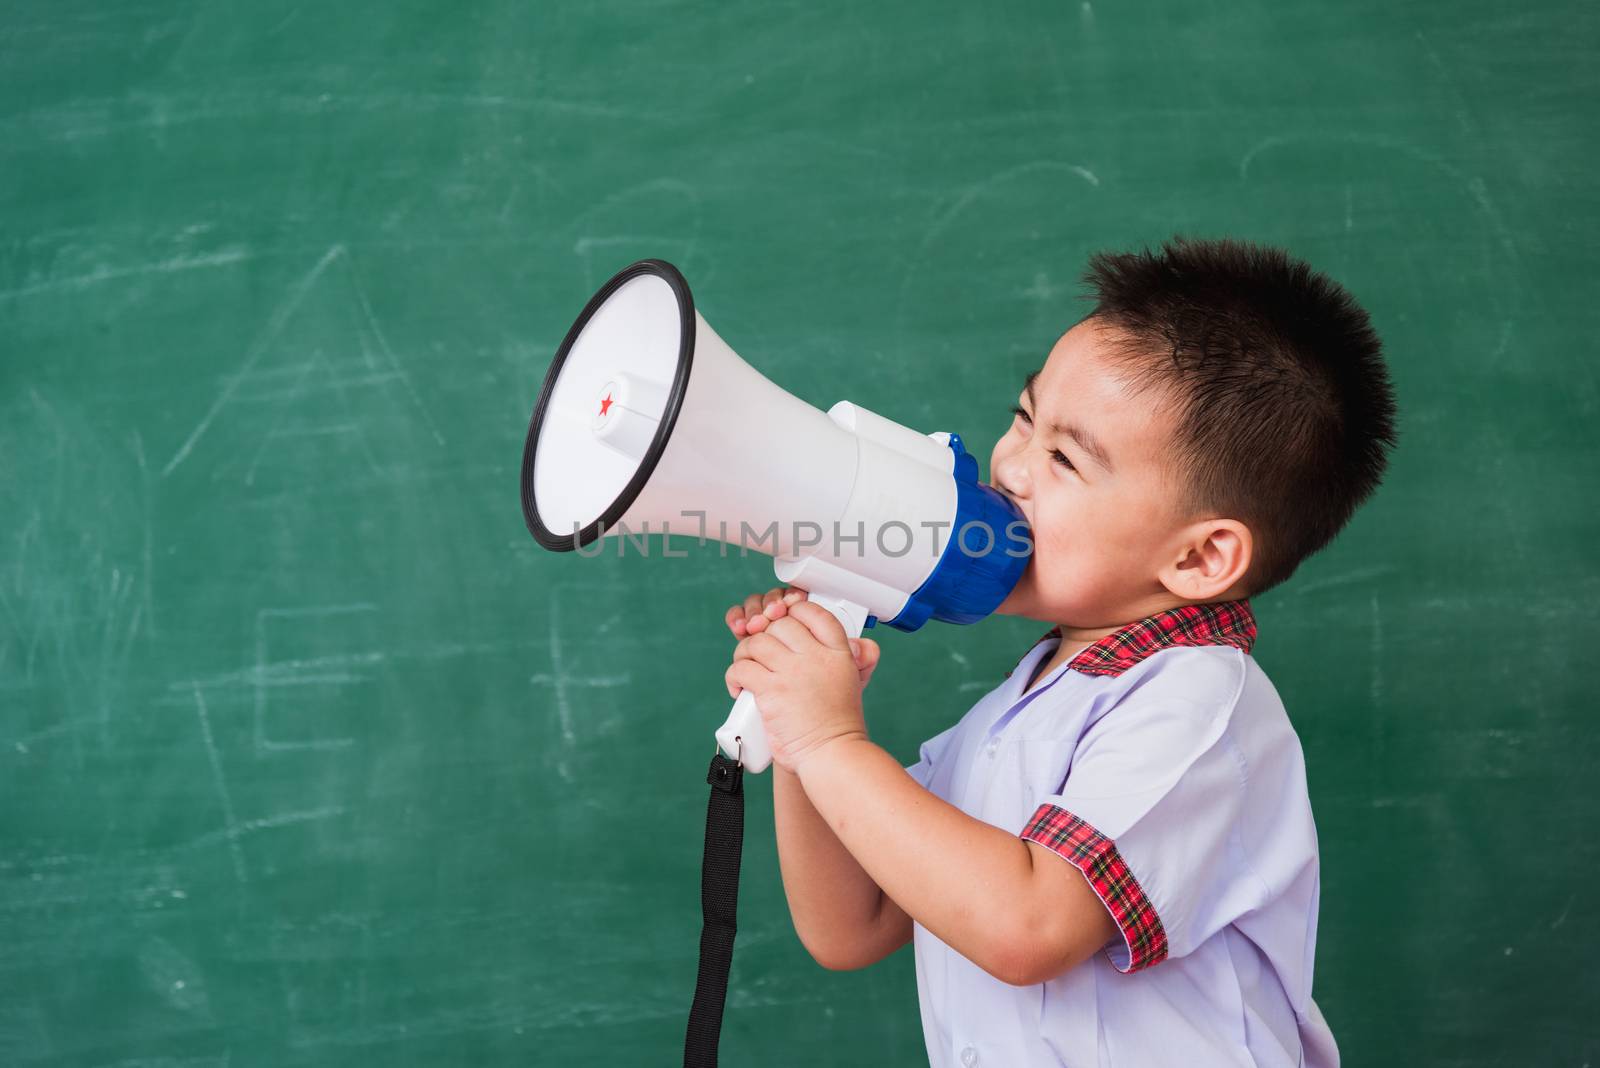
[{"left": 1023, "top": 625, "right": 1115, "bottom": 694}]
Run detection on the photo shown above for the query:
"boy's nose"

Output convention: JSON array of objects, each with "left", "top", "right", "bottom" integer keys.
[{"left": 992, "top": 453, "right": 1030, "bottom": 503}]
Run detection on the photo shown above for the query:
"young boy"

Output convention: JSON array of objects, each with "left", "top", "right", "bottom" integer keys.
[{"left": 722, "top": 236, "right": 1397, "bottom": 1068}]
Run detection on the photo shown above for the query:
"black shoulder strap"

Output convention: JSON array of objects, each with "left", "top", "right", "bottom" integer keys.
[{"left": 684, "top": 751, "right": 745, "bottom": 1067}]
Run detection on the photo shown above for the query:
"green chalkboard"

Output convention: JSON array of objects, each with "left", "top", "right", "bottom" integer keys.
[{"left": 3, "top": 1, "right": 1596, "bottom": 1064}]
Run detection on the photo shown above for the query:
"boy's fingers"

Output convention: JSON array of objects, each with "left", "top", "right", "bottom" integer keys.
[
  {"left": 852, "top": 639, "right": 879, "bottom": 687},
  {"left": 761, "top": 616, "right": 817, "bottom": 653},
  {"left": 730, "top": 587, "right": 807, "bottom": 637},
  {"left": 848, "top": 637, "right": 879, "bottom": 665},
  {"left": 725, "top": 659, "right": 771, "bottom": 698},
  {"left": 757, "top": 593, "right": 791, "bottom": 625},
  {"left": 733, "top": 632, "right": 785, "bottom": 666},
  {"left": 783, "top": 601, "right": 851, "bottom": 650}
]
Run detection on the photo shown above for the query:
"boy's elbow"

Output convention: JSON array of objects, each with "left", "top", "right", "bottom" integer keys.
[
  {"left": 803, "top": 926, "right": 900, "bottom": 972},
  {"left": 981, "top": 931, "right": 1040, "bottom": 987},
  {"left": 789, "top": 917, "right": 859, "bottom": 971},
  {"left": 812, "top": 948, "right": 867, "bottom": 972},
  {"left": 983, "top": 921, "right": 1097, "bottom": 987},
  {"left": 802, "top": 934, "right": 872, "bottom": 972},
  {"left": 799, "top": 905, "right": 912, "bottom": 972}
]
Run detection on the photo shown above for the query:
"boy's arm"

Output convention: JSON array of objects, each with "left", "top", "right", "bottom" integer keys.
[
  {"left": 795, "top": 736, "right": 1118, "bottom": 987},
  {"left": 731, "top": 588, "right": 911, "bottom": 969},
  {"left": 774, "top": 764, "right": 912, "bottom": 970}
]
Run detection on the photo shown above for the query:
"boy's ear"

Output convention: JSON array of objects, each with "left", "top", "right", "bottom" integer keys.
[{"left": 1157, "top": 518, "right": 1253, "bottom": 602}]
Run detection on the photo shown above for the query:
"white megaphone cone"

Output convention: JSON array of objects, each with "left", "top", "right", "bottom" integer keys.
[{"left": 522, "top": 260, "right": 1031, "bottom": 773}]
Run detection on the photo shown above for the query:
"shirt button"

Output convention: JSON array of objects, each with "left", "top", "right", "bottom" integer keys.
[
  {"left": 961, "top": 1046, "right": 979, "bottom": 1067},
  {"left": 984, "top": 736, "right": 1000, "bottom": 757}
]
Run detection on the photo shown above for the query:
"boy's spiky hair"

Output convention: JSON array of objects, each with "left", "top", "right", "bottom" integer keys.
[{"left": 1082, "top": 236, "right": 1399, "bottom": 596}]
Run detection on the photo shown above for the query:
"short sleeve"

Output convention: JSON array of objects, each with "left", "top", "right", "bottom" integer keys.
[
  {"left": 1019, "top": 666, "right": 1268, "bottom": 973},
  {"left": 904, "top": 721, "right": 960, "bottom": 790}
]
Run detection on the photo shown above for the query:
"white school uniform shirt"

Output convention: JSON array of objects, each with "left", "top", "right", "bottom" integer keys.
[{"left": 902, "top": 599, "right": 1339, "bottom": 1068}]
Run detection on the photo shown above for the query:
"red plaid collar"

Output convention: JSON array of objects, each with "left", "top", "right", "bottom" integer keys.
[{"left": 1010, "top": 599, "right": 1257, "bottom": 681}]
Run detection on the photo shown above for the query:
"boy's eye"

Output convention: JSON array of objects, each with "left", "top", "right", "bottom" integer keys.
[{"left": 1011, "top": 406, "right": 1074, "bottom": 470}]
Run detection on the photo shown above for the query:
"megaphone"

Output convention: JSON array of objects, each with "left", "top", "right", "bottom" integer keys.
[{"left": 521, "top": 260, "right": 1031, "bottom": 773}]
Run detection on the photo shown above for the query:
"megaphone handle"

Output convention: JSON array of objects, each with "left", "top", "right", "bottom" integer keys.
[{"left": 714, "top": 593, "right": 870, "bottom": 774}]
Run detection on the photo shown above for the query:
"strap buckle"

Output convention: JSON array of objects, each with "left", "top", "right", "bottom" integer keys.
[{"left": 715, "top": 735, "right": 744, "bottom": 768}]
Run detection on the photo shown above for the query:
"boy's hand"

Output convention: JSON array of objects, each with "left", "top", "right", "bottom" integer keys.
[
  {"left": 725, "top": 586, "right": 881, "bottom": 689},
  {"left": 723, "top": 594, "right": 877, "bottom": 775}
]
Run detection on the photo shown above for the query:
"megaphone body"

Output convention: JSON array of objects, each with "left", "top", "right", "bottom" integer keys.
[{"left": 522, "top": 260, "right": 1031, "bottom": 772}]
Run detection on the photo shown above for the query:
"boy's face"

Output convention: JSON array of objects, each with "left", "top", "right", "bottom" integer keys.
[{"left": 990, "top": 317, "right": 1195, "bottom": 627}]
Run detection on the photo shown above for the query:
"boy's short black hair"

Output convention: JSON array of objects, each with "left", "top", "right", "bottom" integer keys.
[{"left": 1082, "top": 236, "right": 1398, "bottom": 596}]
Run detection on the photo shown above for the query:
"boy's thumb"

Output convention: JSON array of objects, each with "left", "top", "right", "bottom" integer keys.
[{"left": 850, "top": 638, "right": 879, "bottom": 665}]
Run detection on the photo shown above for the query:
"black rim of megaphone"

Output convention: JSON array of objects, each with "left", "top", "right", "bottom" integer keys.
[{"left": 521, "top": 259, "right": 696, "bottom": 552}]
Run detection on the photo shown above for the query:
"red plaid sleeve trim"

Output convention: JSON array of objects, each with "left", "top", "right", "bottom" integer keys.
[{"left": 1021, "top": 803, "right": 1168, "bottom": 973}]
